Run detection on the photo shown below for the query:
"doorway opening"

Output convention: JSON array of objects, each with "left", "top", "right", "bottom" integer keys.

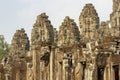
[
  {"left": 98, "top": 68, "right": 104, "bottom": 80},
  {"left": 113, "top": 65, "right": 119, "bottom": 80}
]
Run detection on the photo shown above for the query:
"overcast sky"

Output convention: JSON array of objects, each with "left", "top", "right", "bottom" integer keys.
[{"left": 0, "top": 0, "right": 112, "bottom": 43}]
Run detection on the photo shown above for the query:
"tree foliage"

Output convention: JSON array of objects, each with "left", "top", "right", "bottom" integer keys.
[{"left": 0, "top": 35, "right": 10, "bottom": 61}]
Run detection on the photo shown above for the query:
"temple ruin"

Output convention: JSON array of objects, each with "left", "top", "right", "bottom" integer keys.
[{"left": 0, "top": 0, "right": 120, "bottom": 80}]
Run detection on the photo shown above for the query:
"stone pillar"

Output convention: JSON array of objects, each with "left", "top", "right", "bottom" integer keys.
[
  {"left": 32, "top": 50, "right": 40, "bottom": 80},
  {"left": 27, "top": 63, "right": 33, "bottom": 80},
  {"left": 44, "top": 66, "right": 50, "bottom": 80},
  {"left": 65, "top": 68, "right": 69, "bottom": 80},
  {"left": 84, "top": 68, "right": 88, "bottom": 80},
  {"left": 84, "top": 67, "right": 93, "bottom": 80},
  {"left": 50, "top": 46, "right": 55, "bottom": 80},
  {"left": 71, "top": 67, "right": 75, "bottom": 80},
  {"left": 75, "top": 63, "right": 83, "bottom": 80},
  {"left": 108, "top": 65, "right": 111, "bottom": 80},
  {"left": 5, "top": 74, "right": 10, "bottom": 80},
  {"left": 0, "top": 73, "right": 2, "bottom": 80},
  {"left": 20, "top": 61, "right": 27, "bottom": 80},
  {"left": 94, "top": 68, "right": 98, "bottom": 80},
  {"left": 40, "top": 61, "right": 44, "bottom": 80},
  {"left": 58, "top": 62, "right": 62, "bottom": 80},
  {"left": 16, "top": 70, "right": 20, "bottom": 80},
  {"left": 111, "top": 63, "right": 115, "bottom": 80},
  {"left": 20, "top": 70, "right": 27, "bottom": 80},
  {"left": 63, "top": 59, "right": 66, "bottom": 80},
  {"left": 0, "top": 73, "right": 1, "bottom": 80},
  {"left": 104, "top": 67, "right": 108, "bottom": 80},
  {"left": 117, "top": 18, "right": 119, "bottom": 26},
  {"left": 1, "top": 73, "right": 5, "bottom": 80},
  {"left": 119, "top": 63, "right": 120, "bottom": 80},
  {"left": 63, "top": 58, "right": 71, "bottom": 80},
  {"left": 11, "top": 67, "right": 16, "bottom": 80}
]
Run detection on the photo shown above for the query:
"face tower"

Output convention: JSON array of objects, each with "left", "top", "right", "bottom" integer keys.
[
  {"left": 31, "top": 13, "right": 54, "bottom": 80},
  {"left": 110, "top": 0, "right": 120, "bottom": 36},
  {"left": 79, "top": 4, "right": 99, "bottom": 42}
]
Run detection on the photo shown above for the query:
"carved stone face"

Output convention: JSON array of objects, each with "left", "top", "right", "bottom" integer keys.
[
  {"left": 31, "top": 13, "right": 54, "bottom": 46},
  {"left": 58, "top": 17, "right": 80, "bottom": 47},
  {"left": 10, "top": 29, "right": 29, "bottom": 56},
  {"left": 79, "top": 4, "right": 99, "bottom": 41}
]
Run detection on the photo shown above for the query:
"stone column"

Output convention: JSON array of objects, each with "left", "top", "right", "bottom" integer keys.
[
  {"left": 108, "top": 64, "right": 111, "bottom": 80},
  {"left": 110, "top": 63, "right": 115, "bottom": 80},
  {"left": 58, "top": 62, "right": 62, "bottom": 80},
  {"left": 27, "top": 63, "right": 33, "bottom": 80},
  {"left": 119, "top": 63, "right": 120, "bottom": 80},
  {"left": 0, "top": 73, "right": 2, "bottom": 80},
  {"left": 75, "top": 63, "right": 83, "bottom": 80},
  {"left": 50, "top": 46, "right": 55, "bottom": 80},
  {"left": 104, "top": 67, "right": 108, "bottom": 80},
  {"left": 16, "top": 70, "right": 20, "bottom": 80},
  {"left": 66, "top": 68, "right": 68, "bottom": 80},
  {"left": 5, "top": 74, "right": 10, "bottom": 80},
  {"left": 20, "top": 61, "right": 27, "bottom": 80},
  {"left": 71, "top": 67, "right": 75, "bottom": 80},
  {"left": 117, "top": 18, "right": 119, "bottom": 26},
  {"left": 84, "top": 68, "right": 88, "bottom": 80},
  {"left": 63, "top": 59, "right": 66, "bottom": 80},
  {"left": 20, "top": 70, "right": 27, "bottom": 80},
  {"left": 32, "top": 50, "right": 40, "bottom": 80},
  {"left": 40, "top": 61, "right": 44, "bottom": 80},
  {"left": 1, "top": 72, "right": 5, "bottom": 80}
]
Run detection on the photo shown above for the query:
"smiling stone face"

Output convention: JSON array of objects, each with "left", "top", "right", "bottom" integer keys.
[
  {"left": 79, "top": 4, "right": 99, "bottom": 41},
  {"left": 31, "top": 13, "right": 54, "bottom": 49},
  {"left": 10, "top": 28, "right": 30, "bottom": 57},
  {"left": 58, "top": 16, "right": 80, "bottom": 47}
]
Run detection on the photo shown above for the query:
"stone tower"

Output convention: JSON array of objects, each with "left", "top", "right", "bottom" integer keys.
[
  {"left": 3, "top": 28, "right": 30, "bottom": 80},
  {"left": 30, "top": 13, "right": 54, "bottom": 80},
  {"left": 79, "top": 4, "right": 99, "bottom": 42},
  {"left": 110, "top": 0, "right": 120, "bottom": 36},
  {"left": 58, "top": 16, "right": 80, "bottom": 47},
  {"left": 31, "top": 13, "right": 54, "bottom": 50},
  {"left": 10, "top": 28, "right": 29, "bottom": 56},
  {"left": 113, "top": 0, "right": 120, "bottom": 12},
  {"left": 57, "top": 16, "right": 81, "bottom": 80}
]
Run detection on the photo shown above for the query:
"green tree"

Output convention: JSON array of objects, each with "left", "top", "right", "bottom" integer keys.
[{"left": 0, "top": 35, "right": 10, "bottom": 61}]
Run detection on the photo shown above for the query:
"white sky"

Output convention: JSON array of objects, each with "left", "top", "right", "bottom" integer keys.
[{"left": 0, "top": 0, "right": 113, "bottom": 43}]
